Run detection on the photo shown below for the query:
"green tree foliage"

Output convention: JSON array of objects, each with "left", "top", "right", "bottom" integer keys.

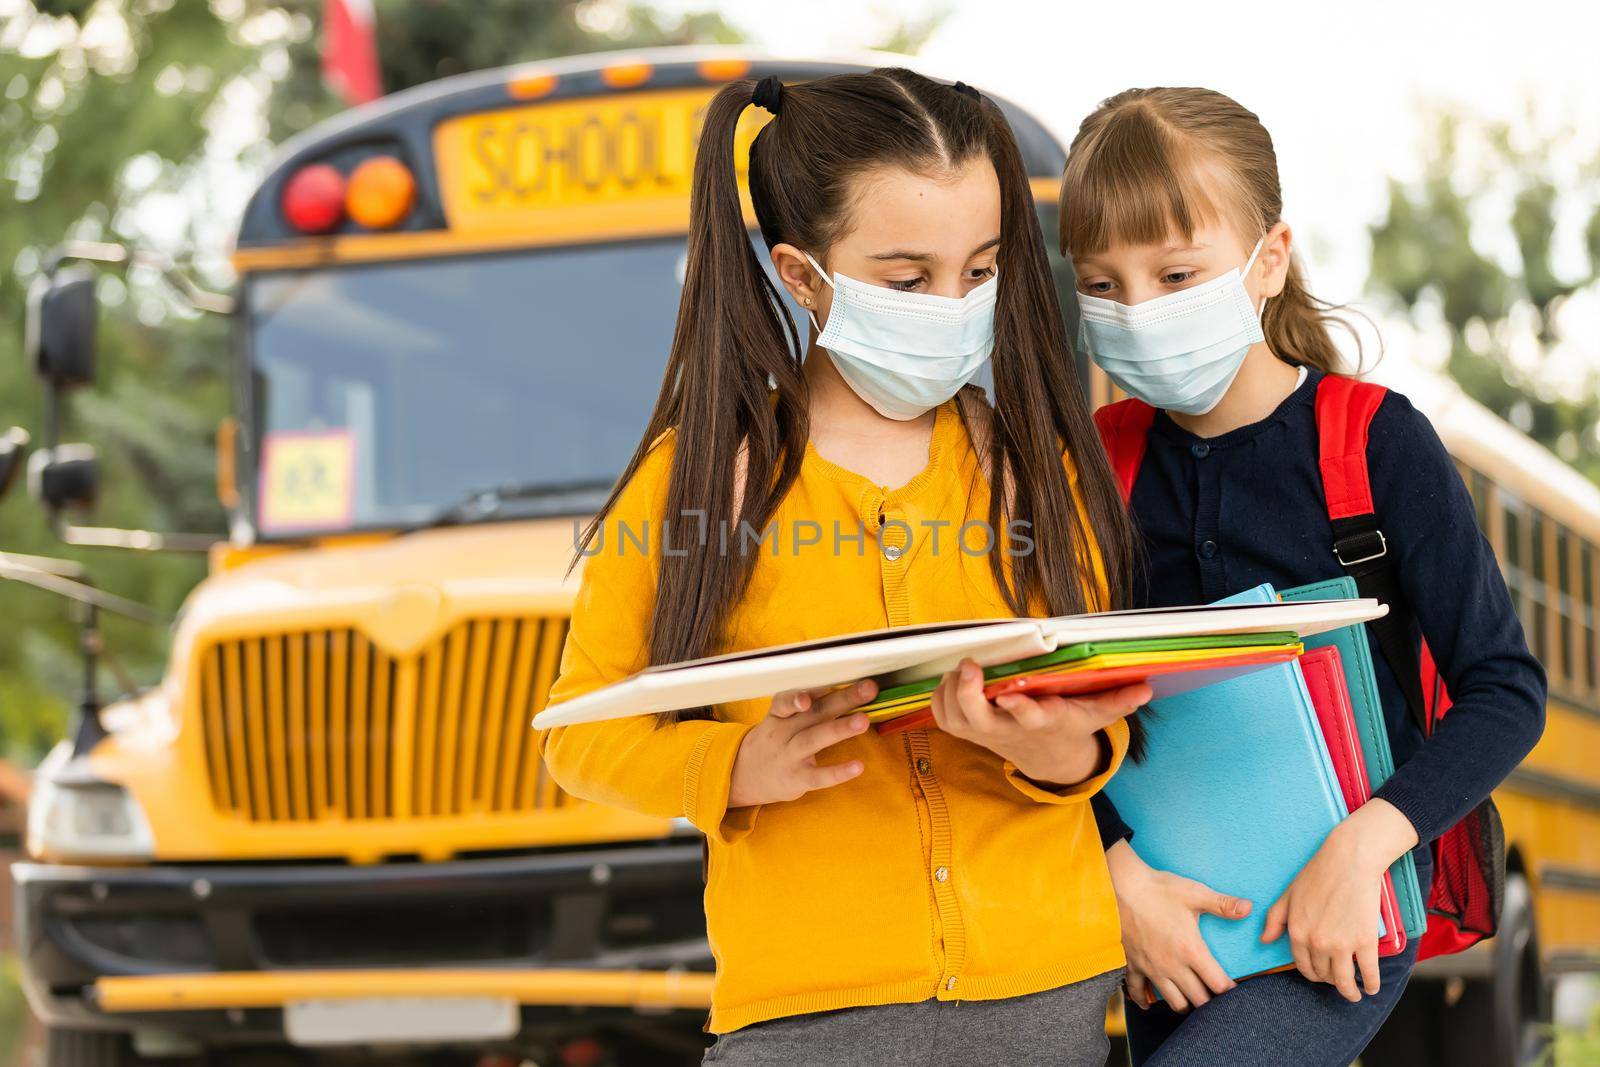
[
  {"left": 0, "top": 0, "right": 261, "bottom": 761},
  {"left": 0, "top": 0, "right": 740, "bottom": 763},
  {"left": 1368, "top": 110, "right": 1600, "bottom": 483}
]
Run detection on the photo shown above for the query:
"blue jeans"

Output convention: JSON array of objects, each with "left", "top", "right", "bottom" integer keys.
[{"left": 1126, "top": 857, "right": 1430, "bottom": 1067}]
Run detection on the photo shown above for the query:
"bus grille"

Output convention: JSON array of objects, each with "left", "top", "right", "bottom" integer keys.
[{"left": 196, "top": 617, "right": 572, "bottom": 823}]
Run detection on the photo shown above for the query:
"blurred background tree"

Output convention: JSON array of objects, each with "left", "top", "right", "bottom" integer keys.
[
  {"left": 1368, "top": 108, "right": 1600, "bottom": 484},
  {"left": 0, "top": 0, "right": 740, "bottom": 764}
]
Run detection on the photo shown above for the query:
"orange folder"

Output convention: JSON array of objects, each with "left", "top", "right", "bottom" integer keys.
[{"left": 876, "top": 645, "right": 1302, "bottom": 736}]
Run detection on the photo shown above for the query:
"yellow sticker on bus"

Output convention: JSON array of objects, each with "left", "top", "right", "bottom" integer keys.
[{"left": 434, "top": 88, "right": 771, "bottom": 242}]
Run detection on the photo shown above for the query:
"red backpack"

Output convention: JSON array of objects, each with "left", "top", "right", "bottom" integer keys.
[{"left": 1093, "top": 375, "right": 1506, "bottom": 961}]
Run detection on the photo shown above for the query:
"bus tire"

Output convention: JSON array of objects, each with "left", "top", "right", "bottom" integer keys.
[
  {"left": 1364, "top": 874, "right": 1548, "bottom": 1067},
  {"left": 44, "top": 1028, "right": 137, "bottom": 1067},
  {"left": 1442, "top": 873, "right": 1550, "bottom": 1067}
]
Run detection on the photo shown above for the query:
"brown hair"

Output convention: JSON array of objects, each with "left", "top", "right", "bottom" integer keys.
[
  {"left": 577, "top": 68, "right": 1139, "bottom": 717},
  {"left": 1059, "top": 87, "right": 1363, "bottom": 374}
]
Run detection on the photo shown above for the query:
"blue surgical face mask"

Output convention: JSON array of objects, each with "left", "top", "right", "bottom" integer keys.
[
  {"left": 805, "top": 252, "right": 997, "bottom": 421},
  {"left": 1077, "top": 239, "right": 1267, "bottom": 416}
]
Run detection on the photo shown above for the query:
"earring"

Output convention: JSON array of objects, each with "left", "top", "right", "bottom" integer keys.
[{"left": 801, "top": 296, "right": 812, "bottom": 307}]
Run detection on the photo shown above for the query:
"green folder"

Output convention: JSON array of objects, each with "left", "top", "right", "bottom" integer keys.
[
  {"left": 860, "top": 630, "right": 1300, "bottom": 713},
  {"left": 1280, "top": 578, "right": 1428, "bottom": 939}
]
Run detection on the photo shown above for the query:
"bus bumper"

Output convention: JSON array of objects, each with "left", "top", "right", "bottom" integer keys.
[{"left": 11, "top": 841, "right": 712, "bottom": 1044}]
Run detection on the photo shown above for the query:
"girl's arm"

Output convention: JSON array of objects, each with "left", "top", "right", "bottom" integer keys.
[
  {"left": 1091, "top": 792, "right": 1133, "bottom": 849},
  {"left": 1264, "top": 392, "right": 1548, "bottom": 1001},
  {"left": 1363, "top": 392, "right": 1548, "bottom": 843},
  {"left": 537, "top": 447, "right": 758, "bottom": 844}
]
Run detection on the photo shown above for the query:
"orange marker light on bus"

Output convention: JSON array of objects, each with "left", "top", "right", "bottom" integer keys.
[
  {"left": 698, "top": 58, "right": 750, "bottom": 82},
  {"left": 281, "top": 164, "right": 345, "bottom": 234},
  {"left": 601, "top": 60, "right": 653, "bottom": 89},
  {"left": 508, "top": 70, "right": 557, "bottom": 99},
  {"left": 346, "top": 156, "right": 416, "bottom": 230}
]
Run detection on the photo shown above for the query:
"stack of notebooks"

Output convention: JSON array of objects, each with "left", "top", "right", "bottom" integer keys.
[
  {"left": 531, "top": 599, "right": 1387, "bottom": 727},
  {"left": 1101, "top": 579, "right": 1428, "bottom": 986},
  {"left": 858, "top": 631, "right": 1304, "bottom": 735}
]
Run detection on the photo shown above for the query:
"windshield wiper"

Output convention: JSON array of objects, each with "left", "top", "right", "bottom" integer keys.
[{"left": 419, "top": 478, "right": 616, "bottom": 529}]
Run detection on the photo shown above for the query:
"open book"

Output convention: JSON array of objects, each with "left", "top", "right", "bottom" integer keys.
[{"left": 531, "top": 599, "right": 1388, "bottom": 729}]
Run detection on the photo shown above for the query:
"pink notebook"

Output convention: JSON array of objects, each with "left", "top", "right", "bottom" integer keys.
[{"left": 1301, "top": 646, "right": 1406, "bottom": 957}]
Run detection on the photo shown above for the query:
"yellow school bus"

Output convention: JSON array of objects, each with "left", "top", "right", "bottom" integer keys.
[
  {"left": 11, "top": 45, "right": 1596, "bottom": 1067},
  {"left": 1353, "top": 367, "right": 1600, "bottom": 1067}
]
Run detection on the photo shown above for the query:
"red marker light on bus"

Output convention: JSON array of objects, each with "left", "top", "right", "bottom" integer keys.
[
  {"left": 346, "top": 156, "right": 415, "bottom": 229},
  {"left": 281, "top": 164, "right": 345, "bottom": 234}
]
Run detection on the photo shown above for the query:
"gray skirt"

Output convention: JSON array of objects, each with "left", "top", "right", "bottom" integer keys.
[{"left": 703, "top": 968, "right": 1123, "bottom": 1067}]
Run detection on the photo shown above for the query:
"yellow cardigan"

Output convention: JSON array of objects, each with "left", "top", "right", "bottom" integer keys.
[{"left": 540, "top": 399, "right": 1129, "bottom": 1033}]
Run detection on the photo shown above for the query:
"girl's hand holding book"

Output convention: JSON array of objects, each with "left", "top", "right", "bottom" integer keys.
[
  {"left": 1260, "top": 798, "right": 1419, "bottom": 1003},
  {"left": 930, "top": 659, "right": 1150, "bottom": 788},
  {"left": 727, "top": 681, "right": 878, "bottom": 809},
  {"left": 1106, "top": 839, "right": 1251, "bottom": 1012}
]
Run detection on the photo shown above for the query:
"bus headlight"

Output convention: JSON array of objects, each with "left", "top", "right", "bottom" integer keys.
[{"left": 28, "top": 769, "right": 154, "bottom": 861}]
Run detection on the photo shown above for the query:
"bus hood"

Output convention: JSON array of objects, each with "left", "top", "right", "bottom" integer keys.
[{"left": 172, "top": 519, "right": 588, "bottom": 666}]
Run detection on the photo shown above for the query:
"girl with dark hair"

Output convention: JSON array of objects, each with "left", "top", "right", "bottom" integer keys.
[{"left": 540, "top": 69, "right": 1144, "bottom": 1064}]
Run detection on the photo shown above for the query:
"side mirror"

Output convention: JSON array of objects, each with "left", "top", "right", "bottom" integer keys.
[
  {"left": 28, "top": 443, "right": 99, "bottom": 512},
  {"left": 25, "top": 268, "right": 98, "bottom": 389},
  {"left": 0, "top": 427, "right": 29, "bottom": 501}
]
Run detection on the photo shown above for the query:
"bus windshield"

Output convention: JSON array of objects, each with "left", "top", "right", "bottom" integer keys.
[
  {"left": 244, "top": 207, "right": 1079, "bottom": 537},
  {"left": 245, "top": 240, "right": 697, "bottom": 535}
]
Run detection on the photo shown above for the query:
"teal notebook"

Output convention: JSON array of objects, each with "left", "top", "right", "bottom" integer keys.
[
  {"left": 1280, "top": 577, "right": 1428, "bottom": 940},
  {"left": 1103, "top": 583, "right": 1359, "bottom": 982}
]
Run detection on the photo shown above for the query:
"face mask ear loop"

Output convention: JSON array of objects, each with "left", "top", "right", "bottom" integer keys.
[
  {"left": 802, "top": 251, "right": 835, "bottom": 334},
  {"left": 1243, "top": 237, "right": 1269, "bottom": 316}
]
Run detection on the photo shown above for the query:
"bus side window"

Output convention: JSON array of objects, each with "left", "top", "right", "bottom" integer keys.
[
  {"left": 1556, "top": 525, "right": 1573, "bottom": 686},
  {"left": 1583, "top": 539, "right": 1597, "bottom": 694},
  {"left": 1470, "top": 467, "right": 1491, "bottom": 532},
  {"left": 1502, "top": 494, "right": 1526, "bottom": 637},
  {"left": 1530, "top": 511, "right": 1548, "bottom": 665}
]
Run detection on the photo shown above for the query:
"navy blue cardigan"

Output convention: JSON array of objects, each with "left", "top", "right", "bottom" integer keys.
[{"left": 1091, "top": 369, "right": 1546, "bottom": 850}]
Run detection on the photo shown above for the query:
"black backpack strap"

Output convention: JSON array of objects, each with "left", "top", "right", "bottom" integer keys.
[
  {"left": 1316, "top": 375, "right": 1431, "bottom": 737},
  {"left": 1331, "top": 513, "right": 1431, "bottom": 736}
]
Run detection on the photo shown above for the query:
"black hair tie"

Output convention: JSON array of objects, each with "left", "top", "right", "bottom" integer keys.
[
  {"left": 752, "top": 75, "right": 784, "bottom": 115},
  {"left": 952, "top": 81, "right": 982, "bottom": 102}
]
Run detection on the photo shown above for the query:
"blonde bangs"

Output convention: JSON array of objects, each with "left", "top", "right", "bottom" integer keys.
[{"left": 1059, "top": 101, "right": 1232, "bottom": 257}]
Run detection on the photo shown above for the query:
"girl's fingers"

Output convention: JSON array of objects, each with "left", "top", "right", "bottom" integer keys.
[
  {"left": 1287, "top": 925, "right": 1317, "bottom": 984},
  {"left": 1329, "top": 953, "right": 1361, "bottom": 1003},
  {"left": 952, "top": 661, "right": 996, "bottom": 732},
  {"left": 994, "top": 693, "right": 1050, "bottom": 730},
  {"left": 800, "top": 758, "right": 864, "bottom": 793},
  {"left": 1259, "top": 897, "right": 1288, "bottom": 943},
  {"left": 791, "top": 712, "right": 869, "bottom": 759},
  {"left": 1192, "top": 951, "right": 1237, "bottom": 997},
  {"left": 1189, "top": 883, "right": 1252, "bottom": 922},
  {"left": 1124, "top": 971, "right": 1153, "bottom": 1011},
  {"left": 1155, "top": 978, "right": 1190, "bottom": 1014},
  {"left": 1072, "top": 683, "right": 1153, "bottom": 729},
  {"left": 1174, "top": 970, "right": 1212, "bottom": 1010},
  {"left": 811, "top": 679, "right": 877, "bottom": 718},
  {"left": 1356, "top": 941, "right": 1382, "bottom": 997},
  {"left": 769, "top": 689, "right": 815, "bottom": 719},
  {"left": 933, "top": 672, "right": 970, "bottom": 735}
]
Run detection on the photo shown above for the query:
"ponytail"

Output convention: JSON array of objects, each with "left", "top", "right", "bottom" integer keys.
[
  {"left": 1263, "top": 256, "right": 1372, "bottom": 375},
  {"left": 574, "top": 79, "right": 810, "bottom": 717}
]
